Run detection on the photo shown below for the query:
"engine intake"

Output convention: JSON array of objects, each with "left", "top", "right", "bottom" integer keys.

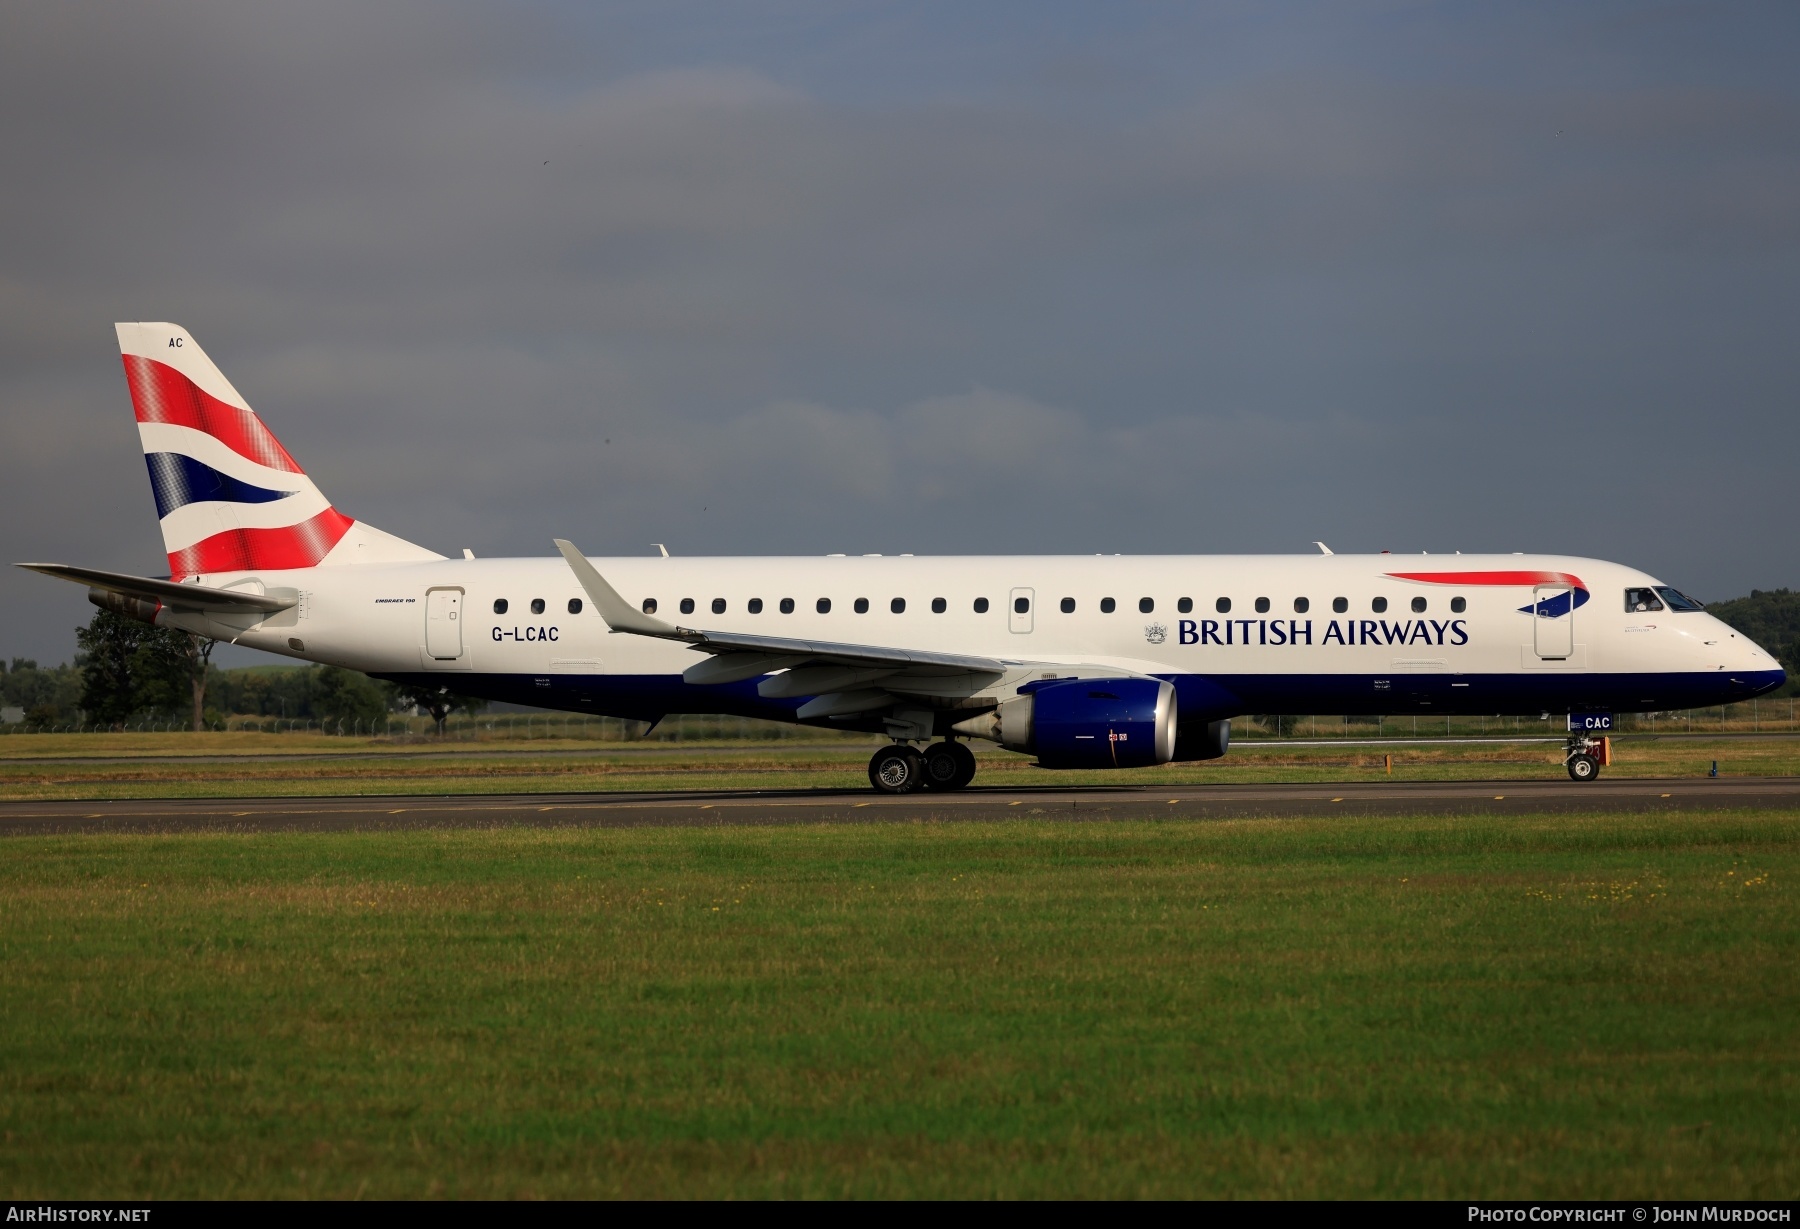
[{"left": 952, "top": 677, "right": 1177, "bottom": 769}]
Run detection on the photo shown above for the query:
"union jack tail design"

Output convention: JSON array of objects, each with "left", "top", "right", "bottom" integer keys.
[{"left": 116, "top": 323, "right": 439, "bottom": 580}]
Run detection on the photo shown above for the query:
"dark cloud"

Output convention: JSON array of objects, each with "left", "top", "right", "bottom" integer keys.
[{"left": 3, "top": 1, "right": 1797, "bottom": 663}]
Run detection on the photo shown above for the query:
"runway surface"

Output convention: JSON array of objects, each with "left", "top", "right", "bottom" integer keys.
[
  {"left": 2, "top": 775, "right": 1797, "bottom": 835},
  {"left": 1, "top": 731, "right": 1791, "bottom": 766}
]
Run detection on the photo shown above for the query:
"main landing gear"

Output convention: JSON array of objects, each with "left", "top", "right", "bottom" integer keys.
[
  {"left": 868, "top": 740, "right": 977, "bottom": 795},
  {"left": 1565, "top": 734, "right": 1605, "bottom": 782}
]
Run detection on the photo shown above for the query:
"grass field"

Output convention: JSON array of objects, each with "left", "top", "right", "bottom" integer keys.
[
  {"left": 1, "top": 809, "right": 1794, "bottom": 1198},
  {"left": 1, "top": 732, "right": 1797, "bottom": 801}
]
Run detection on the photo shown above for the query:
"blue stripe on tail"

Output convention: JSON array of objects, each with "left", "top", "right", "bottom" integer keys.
[{"left": 144, "top": 452, "right": 298, "bottom": 519}]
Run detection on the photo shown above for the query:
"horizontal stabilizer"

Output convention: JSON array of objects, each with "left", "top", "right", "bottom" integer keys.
[{"left": 15, "top": 562, "right": 297, "bottom": 614}]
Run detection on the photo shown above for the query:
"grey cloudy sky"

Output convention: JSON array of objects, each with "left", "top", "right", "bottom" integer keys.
[{"left": 3, "top": 1, "right": 1797, "bottom": 665}]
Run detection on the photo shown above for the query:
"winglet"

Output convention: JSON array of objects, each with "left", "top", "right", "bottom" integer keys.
[
  {"left": 553, "top": 539, "right": 686, "bottom": 638},
  {"left": 1313, "top": 541, "right": 1334, "bottom": 556}
]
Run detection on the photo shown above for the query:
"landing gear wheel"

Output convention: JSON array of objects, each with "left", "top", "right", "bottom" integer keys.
[
  {"left": 1567, "top": 753, "right": 1600, "bottom": 782},
  {"left": 922, "top": 741, "right": 977, "bottom": 791},
  {"left": 869, "top": 744, "right": 926, "bottom": 794}
]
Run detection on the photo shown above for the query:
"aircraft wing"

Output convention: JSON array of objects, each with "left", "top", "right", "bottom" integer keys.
[
  {"left": 555, "top": 539, "right": 1020, "bottom": 712},
  {"left": 16, "top": 562, "right": 297, "bottom": 614}
]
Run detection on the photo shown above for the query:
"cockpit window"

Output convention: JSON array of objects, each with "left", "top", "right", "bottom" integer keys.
[
  {"left": 1655, "top": 586, "right": 1706, "bottom": 612},
  {"left": 1624, "top": 587, "right": 1664, "bottom": 613}
]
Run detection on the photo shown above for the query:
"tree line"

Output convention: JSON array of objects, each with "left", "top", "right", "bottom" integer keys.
[{"left": 3, "top": 610, "right": 485, "bottom": 733}]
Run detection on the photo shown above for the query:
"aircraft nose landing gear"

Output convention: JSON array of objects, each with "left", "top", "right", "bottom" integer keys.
[{"left": 1564, "top": 734, "right": 1608, "bottom": 782}]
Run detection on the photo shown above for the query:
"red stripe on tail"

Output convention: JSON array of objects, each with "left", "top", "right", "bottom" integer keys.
[
  {"left": 167, "top": 508, "right": 354, "bottom": 580},
  {"left": 122, "top": 355, "right": 303, "bottom": 474}
]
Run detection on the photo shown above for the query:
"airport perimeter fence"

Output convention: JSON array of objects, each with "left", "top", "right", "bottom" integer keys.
[
  {"left": 1236, "top": 702, "right": 1800, "bottom": 740},
  {"left": 4, "top": 698, "right": 1798, "bottom": 741}
]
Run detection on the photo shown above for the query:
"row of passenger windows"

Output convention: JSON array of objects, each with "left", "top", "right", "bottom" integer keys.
[
  {"left": 493, "top": 598, "right": 582, "bottom": 615},
  {"left": 481, "top": 589, "right": 1694, "bottom": 619},
  {"left": 634, "top": 594, "right": 1469, "bottom": 616}
]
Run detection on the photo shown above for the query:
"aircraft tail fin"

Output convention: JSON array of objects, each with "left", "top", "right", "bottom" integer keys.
[{"left": 115, "top": 323, "right": 441, "bottom": 579}]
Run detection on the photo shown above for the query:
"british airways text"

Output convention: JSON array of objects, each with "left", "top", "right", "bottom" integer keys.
[{"left": 1177, "top": 618, "right": 1471, "bottom": 647}]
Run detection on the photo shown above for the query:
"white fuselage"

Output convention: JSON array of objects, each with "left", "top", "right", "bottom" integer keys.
[{"left": 157, "top": 551, "right": 1783, "bottom": 726}]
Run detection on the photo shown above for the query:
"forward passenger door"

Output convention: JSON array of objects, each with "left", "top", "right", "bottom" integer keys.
[{"left": 1532, "top": 584, "right": 1573, "bottom": 660}]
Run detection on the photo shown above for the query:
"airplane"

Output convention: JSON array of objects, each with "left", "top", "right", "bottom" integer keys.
[{"left": 18, "top": 323, "right": 1788, "bottom": 792}]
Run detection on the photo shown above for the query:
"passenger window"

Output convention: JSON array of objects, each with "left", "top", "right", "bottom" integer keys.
[
  {"left": 932, "top": 597, "right": 947, "bottom": 614},
  {"left": 1254, "top": 597, "right": 1270, "bottom": 614},
  {"left": 567, "top": 598, "right": 583, "bottom": 614},
  {"left": 779, "top": 598, "right": 795, "bottom": 614},
  {"left": 1014, "top": 596, "right": 1030, "bottom": 614},
  {"left": 1178, "top": 597, "right": 1193, "bottom": 614},
  {"left": 854, "top": 598, "right": 869, "bottom": 614},
  {"left": 680, "top": 598, "right": 695, "bottom": 615},
  {"left": 1294, "top": 597, "right": 1309, "bottom": 614},
  {"left": 642, "top": 598, "right": 657, "bottom": 615},
  {"left": 1655, "top": 587, "right": 1705, "bottom": 612},
  {"left": 1625, "top": 587, "right": 1665, "bottom": 613},
  {"left": 712, "top": 598, "right": 727, "bottom": 615},
  {"left": 1372, "top": 597, "right": 1388, "bottom": 613},
  {"left": 531, "top": 598, "right": 546, "bottom": 615},
  {"left": 1216, "top": 597, "right": 1231, "bottom": 613},
  {"left": 1411, "top": 597, "right": 1427, "bottom": 613},
  {"left": 974, "top": 597, "right": 990, "bottom": 613},
  {"left": 1450, "top": 596, "right": 1466, "bottom": 614},
  {"left": 891, "top": 597, "right": 905, "bottom": 614},
  {"left": 1060, "top": 597, "right": 1075, "bottom": 613},
  {"left": 749, "top": 598, "right": 764, "bottom": 614},
  {"left": 817, "top": 598, "right": 832, "bottom": 614},
  {"left": 493, "top": 598, "right": 509, "bottom": 614},
  {"left": 1332, "top": 597, "right": 1347, "bottom": 614},
  {"left": 1100, "top": 597, "right": 1116, "bottom": 613},
  {"left": 1139, "top": 597, "right": 1154, "bottom": 614}
]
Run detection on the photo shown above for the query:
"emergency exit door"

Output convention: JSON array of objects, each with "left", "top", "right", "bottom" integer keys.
[
  {"left": 1532, "top": 584, "right": 1573, "bottom": 660},
  {"left": 425, "top": 588, "right": 464, "bottom": 660}
]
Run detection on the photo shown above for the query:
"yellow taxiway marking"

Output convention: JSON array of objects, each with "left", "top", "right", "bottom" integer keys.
[
  {"left": 1009, "top": 801, "right": 1022, "bottom": 806},
  {"left": 86, "top": 813, "right": 103, "bottom": 818},
  {"left": 1494, "top": 796, "right": 1506, "bottom": 800},
  {"left": 538, "top": 807, "right": 553, "bottom": 812},
  {"left": 1662, "top": 793, "right": 1672, "bottom": 798},
  {"left": 1330, "top": 797, "right": 1343, "bottom": 803},
  {"left": 853, "top": 803, "right": 871, "bottom": 808},
  {"left": 389, "top": 809, "right": 405, "bottom": 814},
  {"left": 233, "top": 812, "right": 250, "bottom": 817}
]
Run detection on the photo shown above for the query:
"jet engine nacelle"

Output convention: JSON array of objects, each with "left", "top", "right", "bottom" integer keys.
[{"left": 952, "top": 677, "right": 1177, "bottom": 768}]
